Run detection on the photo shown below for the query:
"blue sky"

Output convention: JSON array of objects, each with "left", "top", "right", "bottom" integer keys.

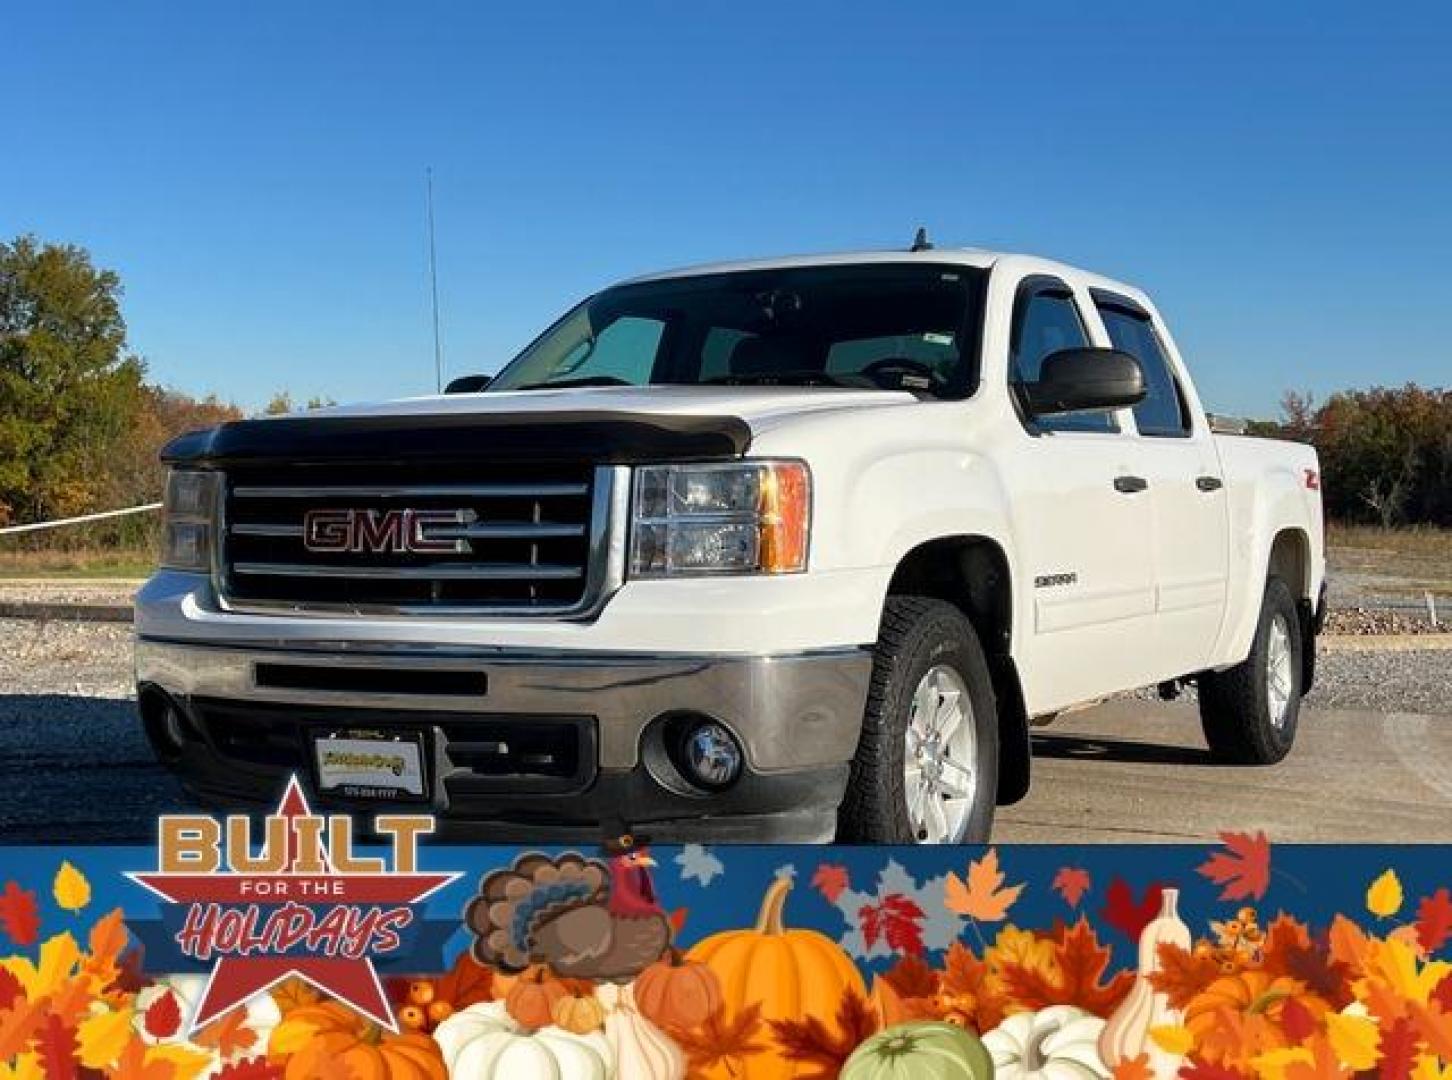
[{"left": 5, "top": 2, "right": 1449, "bottom": 416}]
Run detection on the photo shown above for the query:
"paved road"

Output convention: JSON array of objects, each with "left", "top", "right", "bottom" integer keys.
[
  {"left": 0, "top": 691, "right": 1447, "bottom": 844},
  {"left": 999, "top": 699, "right": 1452, "bottom": 842}
]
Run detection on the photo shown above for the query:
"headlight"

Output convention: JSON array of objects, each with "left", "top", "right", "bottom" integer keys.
[
  {"left": 630, "top": 461, "right": 810, "bottom": 577},
  {"left": 160, "top": 470, "right": 219, "bottom": 572}
]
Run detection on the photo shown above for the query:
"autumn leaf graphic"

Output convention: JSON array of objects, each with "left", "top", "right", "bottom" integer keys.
[
  {"left": 668, "top": 1002, "right": 769, "bottom": 1076},
  {"left": 52, "top": 862, "right": 91, "bottom": 914},
  {"left": 1415, "top": 888, "right": 1452, "bottom": 954},
  {"left": 943, "top": 849, "right": 1024, "bottom": 922},
  {"left": 1101, "top": 878, "right": 1164, "bottom": 943},
  {"left": 1052, "top": 867, "right": 1092, "bottom": 909},
  {"left": 812, "top": 863, "right": 851, "bottom": 905},
  {"left": 1367, "top": 869, "right": 1404, "bottom": 919},
  {"left": 859, "top": 893, "right": 927, "bottom": 956},
  {"left": 1196, "top": 831, "right": 1272, "bottom": 901},
  {"left": 0, "top": 882, "right": 40, "bottom": 947},
  {"left": 997, "top": 916, "right": 1135, "bottom": 1017}
]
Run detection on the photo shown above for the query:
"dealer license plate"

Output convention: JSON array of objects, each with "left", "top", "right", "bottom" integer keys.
[{"left": 312, "top": 731, "right": 426, "bottom": 801}]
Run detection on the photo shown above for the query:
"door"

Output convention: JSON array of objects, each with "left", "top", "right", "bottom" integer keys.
[
  {"left": 999, "top": 277, "right": 1158, "bottom": 714},
  {"left": 1091, "top": 291, "right": 1230, "bottom": 676}
]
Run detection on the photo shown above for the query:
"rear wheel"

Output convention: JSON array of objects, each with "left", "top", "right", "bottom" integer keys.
[
  {"left": 1198, "top": 576, "right": 1303, "bottom": 763},
  {"left": 838, "top": 597, "right": 999, "bottom": 843}
]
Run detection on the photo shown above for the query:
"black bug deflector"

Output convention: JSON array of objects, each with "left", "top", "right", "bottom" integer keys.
[{"left": 162, "top": 410, "right": 753, "bottom": 467}]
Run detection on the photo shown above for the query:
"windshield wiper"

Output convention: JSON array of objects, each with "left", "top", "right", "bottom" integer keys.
[
  {"left": 702, "top": 371, "right": 870, "bottom": 390},
  {"left": 513, "top": 375, "right": 635, "bottom": 391}
]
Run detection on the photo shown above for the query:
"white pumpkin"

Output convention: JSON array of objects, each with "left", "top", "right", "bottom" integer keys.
[
  {"left": 983, "top": 1006, "right": 1111, "bottom": 1080},
  {"left": 596, "top": 984, "right": 685, "bottom": 1080},
  {"left": 433, "top": 1001, "right": 614, "bottom": 1079}
]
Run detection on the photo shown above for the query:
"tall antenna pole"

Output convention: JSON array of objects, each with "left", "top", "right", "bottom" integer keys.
[{"left": 426, "top": 167, "right": 444, "bottom": 393}]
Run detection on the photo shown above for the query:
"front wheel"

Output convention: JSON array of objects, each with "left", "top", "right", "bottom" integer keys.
[
  {"left": 1198, "top": 576, "right": 1304, "bottom": 764},
  {"left": 838, "top": 597, "right": 999, "bottom": 843}
]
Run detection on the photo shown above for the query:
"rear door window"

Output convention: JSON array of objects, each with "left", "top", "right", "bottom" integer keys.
[{"left": 1093, "top": 296, "right": 1191, "bottom": 437}]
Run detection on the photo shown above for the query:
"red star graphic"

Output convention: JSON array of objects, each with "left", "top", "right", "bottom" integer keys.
[{"left": 129, "top": 777, "right": 458, "bottom": 1032}]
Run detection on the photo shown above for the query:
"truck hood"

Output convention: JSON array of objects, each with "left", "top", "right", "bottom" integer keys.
[
  {"left": 162, "top": 385, "right": 916, "bottom": 467},
  {"left": 320, "top": 384, "right": 916, "bottom": 432}
]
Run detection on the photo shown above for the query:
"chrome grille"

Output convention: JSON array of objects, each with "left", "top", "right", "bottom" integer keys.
[{"left": 218, "top": 463, "right": 624, "bottom": 616}]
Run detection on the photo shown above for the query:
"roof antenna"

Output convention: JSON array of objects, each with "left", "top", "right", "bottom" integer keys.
[{"left": 910, "top": 226, "right": 934, "bottom": 252}]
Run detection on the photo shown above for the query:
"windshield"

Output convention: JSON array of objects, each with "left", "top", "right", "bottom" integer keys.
[{"left": 487, "top": 263, "right": 987, "bottom": 399}]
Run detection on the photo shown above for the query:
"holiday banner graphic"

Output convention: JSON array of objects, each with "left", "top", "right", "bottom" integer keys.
[{"left": 0, "top": 831, "right": 1449, "bottom": 1079}]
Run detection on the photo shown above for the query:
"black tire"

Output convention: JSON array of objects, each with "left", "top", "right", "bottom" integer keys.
[
  {"left": 1199, "top": 576, "right": 1303, "bottom": 764},
  {"left": 838, "top": 597, "right": 999, "bottom": 843}
]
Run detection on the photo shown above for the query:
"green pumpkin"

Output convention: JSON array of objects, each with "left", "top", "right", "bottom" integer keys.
[{"left": 842, "top": 1021, "right": 994, "bottom": 1080}]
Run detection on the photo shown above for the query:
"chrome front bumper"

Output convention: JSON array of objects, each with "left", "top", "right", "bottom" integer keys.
[{"left": 134, "top": 637, "right": 873, "bottom": 841}]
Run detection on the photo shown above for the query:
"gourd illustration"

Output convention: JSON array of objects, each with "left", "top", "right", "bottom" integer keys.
[
  {"left": 433, "top": 1001, "right": 614, "bottom": 1079},
  {"left": 552, "top": 985, "right": 608, "bottom": 1035},
  {"left": 983, "top": 1005, "right": 1110, "bottom": 1080},
  {"left": 506, "top": 967, "right": 572, "bottom": 1029},
  {"left": 842, "top": 1021, "right": 994, "bottom": 1080},
  {"left": 686, "top": 874, "right": 869, "bottom": 1079},
  {"left": 1098, "top": 888, "right": 1192, "bottom": 1078},
  {"left": 596, "top": 983, "right": 685, "bottom": 1080},
  {"left": 632, "top": 951, "right": 723, "bottom": 1030},
  {"left": 268, "top": 1001, "right": 448, "bottom": 1080}
]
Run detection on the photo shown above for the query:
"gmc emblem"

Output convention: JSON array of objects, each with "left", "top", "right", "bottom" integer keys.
[{"left": 302, "top": 508, "right": 475, "bottom": 554}]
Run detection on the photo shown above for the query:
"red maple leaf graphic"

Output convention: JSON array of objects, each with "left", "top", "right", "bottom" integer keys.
[
  {"left": 813, "top": 864, "right": 851, "bottom": 905},
  {"left": 1378, "top": 1016, "right": 1421, "bottom": 1080},
  {"left": 1101, "top": 879, "right": 1164, "bottom": 943},
  {"left": 0, "top": 882, "right": 40, "bottom": 947},
  {"left": 859, "top": 894, "right": 927, "bottom": 956},
  {"left": 32, "top": 1014, "right": 79, "bottom": 1080},
  {"left": 1196, "top": 831, "right": 1271, "bottom": 901},
  {"left": 1434, "top": 974, "right": 1452, "bottom": 1012},
  {"left": 1416, "top": 888, "right": 1452, "bottom": 954},
  {"left": 1053, "top": 867, "right": 1093, "bottom": 909}
]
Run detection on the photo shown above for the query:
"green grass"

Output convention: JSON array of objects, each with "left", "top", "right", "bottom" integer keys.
[
  {"left": 0, "top": 548, "right": 154, "bottom": 580},
  {"left": 1326, "top": 523, "right": 1452, "bottom": 556}
]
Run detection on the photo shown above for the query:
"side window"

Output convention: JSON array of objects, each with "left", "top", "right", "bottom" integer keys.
[
  {"left": 1094, "top": 299, "right": 1191, "bottom": 437},
  {"left": 1010, "top": 285, "right": 1116, "bottom": 433}
]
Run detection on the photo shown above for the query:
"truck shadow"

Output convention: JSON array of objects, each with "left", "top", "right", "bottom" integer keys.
[{"left": 1031, "top": 731, "right": 1224, "bottom": 766}]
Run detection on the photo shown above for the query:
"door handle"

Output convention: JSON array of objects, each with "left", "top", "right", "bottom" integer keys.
[
  {"left": 1196, "top": 475, "right": 1224, "bottom": 492},
  {"left": 1113, "top": 475, "right": 1149, "bottom": 494}
]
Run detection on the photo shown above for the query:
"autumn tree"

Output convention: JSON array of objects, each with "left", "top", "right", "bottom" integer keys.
[
  {"left": 1264, "top": 385, "right": 1452, "bottom": 526},
  {"left": 0, "top": 236, "right": 146, "bottom": 525}
]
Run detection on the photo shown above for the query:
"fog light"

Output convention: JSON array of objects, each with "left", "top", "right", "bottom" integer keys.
[{"left": 679, "top": 721, "right": 743, "bottom": 790}]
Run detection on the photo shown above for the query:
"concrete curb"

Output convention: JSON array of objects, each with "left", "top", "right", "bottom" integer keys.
[
  {"left": 0, "top": 601, "right": 134, "bottom": 623},
  {"left": 1320, "top": 633, "right": 1452, "bottom": 652}
]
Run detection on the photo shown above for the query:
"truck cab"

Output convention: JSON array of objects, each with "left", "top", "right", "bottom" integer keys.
[{"left": 136, "top": 248, "right": 1326, "bottom": 843}]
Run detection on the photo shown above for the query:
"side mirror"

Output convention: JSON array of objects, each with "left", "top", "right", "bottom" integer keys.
[
  {"left": 1024, "top": 348, "right": 1145, "bottom": 416},
  {"left": 444, "top": 374, "right": 492, "bottom": 394}
]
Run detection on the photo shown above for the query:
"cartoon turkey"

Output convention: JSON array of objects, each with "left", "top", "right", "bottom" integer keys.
[{"left": 465, "top": 840, "right": 672, "bottom": 983}]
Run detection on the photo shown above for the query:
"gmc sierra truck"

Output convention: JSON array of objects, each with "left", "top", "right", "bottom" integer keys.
[{"left": 135, "top": 247, "right": 1326, "bottom": 843}]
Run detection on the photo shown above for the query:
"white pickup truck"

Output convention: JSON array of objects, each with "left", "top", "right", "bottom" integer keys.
[{"left": 135, "top": 247, "right": 1326, "bottom": 843}]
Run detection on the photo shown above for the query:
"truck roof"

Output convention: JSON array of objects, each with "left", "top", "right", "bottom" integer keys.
[{"left": 622, "top": 248, "right": 1152, "bottom": 309}]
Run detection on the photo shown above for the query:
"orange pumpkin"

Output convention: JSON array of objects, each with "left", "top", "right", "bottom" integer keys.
[
  {"left": 1184, "top": 971, "right": 1328, "bottom": 1038},
  {"left": 505, "top": 966, "right": 570, "bottom": 1030},
  {"left": 633, "top": 951, "right": 723, "bottom": 1030},
  {"left": 687, "top": 876, "right": 868, "bottom": 1079},
  {"left": 269, "top": 1001, "right": 446, "bottom": 1080}
]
